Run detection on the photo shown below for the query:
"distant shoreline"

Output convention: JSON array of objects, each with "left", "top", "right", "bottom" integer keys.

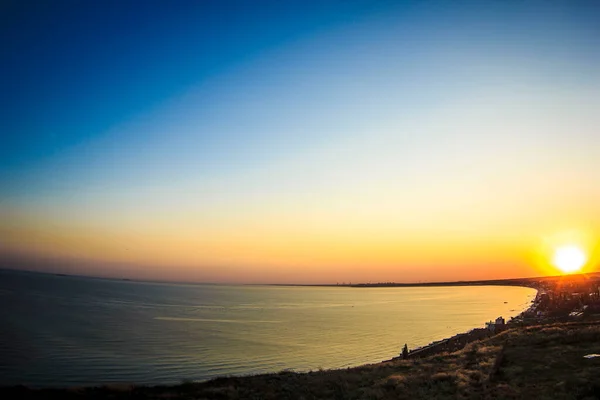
[
  {"left": 263, "top": 277, "right": 541, "bottom": 289},
  {"left": 263, "top": 280, "right": 538, "bottom": 288},
  {"left": 265, "top": 272, "right": 599, "bottom": 290},
  {"left": 2, "top": 267, "right": 596, "bottom": 289}
]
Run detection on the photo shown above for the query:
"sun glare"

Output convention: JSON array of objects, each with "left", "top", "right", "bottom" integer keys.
[{"left": 552, "top": 245, "right": 587, "bottom": 274}]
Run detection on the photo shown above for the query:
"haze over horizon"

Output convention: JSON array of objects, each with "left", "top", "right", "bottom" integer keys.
[{"left": 2, "top": 0, "right": 599, "bottom": 284}]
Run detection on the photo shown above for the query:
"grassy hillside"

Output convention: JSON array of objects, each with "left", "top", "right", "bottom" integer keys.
[{"left": 4, "top": 321, "right": 600, "bottom": 399}]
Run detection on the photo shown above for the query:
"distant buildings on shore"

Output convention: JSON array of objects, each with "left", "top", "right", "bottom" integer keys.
[{"left": 485, "top": 316, "right": 506, "bottom": 333}]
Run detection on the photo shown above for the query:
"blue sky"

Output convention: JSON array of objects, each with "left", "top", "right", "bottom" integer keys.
[
  {"left": 3, "top": 1, "right": 390, "bottom": 170},
  {"left": 2, "top": 1, "right": 600, "bottom": 282},
  {"left": 3, "top": 0, "right": 598, "bottom": 191}
]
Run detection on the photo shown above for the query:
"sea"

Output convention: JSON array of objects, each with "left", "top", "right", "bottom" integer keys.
[{"left": 0, "top": 269, "right": 536, "bottom": 387}]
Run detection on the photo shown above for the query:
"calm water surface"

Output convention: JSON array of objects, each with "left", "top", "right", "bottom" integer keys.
[{"left": 0, "top": 269, "right": 536, "bottom": 387}]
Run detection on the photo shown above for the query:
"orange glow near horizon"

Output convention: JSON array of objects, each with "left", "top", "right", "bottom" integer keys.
[{"left": 3, "top": 205, "right": 598, "bottom": 283}]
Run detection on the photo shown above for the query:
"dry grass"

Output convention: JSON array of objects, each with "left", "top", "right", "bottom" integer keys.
[{"left": 4, "top": 321, "right": 600, "bottom": 399}]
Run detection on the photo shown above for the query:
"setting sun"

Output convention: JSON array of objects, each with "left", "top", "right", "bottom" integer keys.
[{"left": 552, "top": 245, "right": 587, "bottom": 274}]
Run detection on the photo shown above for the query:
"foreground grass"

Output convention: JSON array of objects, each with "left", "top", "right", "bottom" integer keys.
[{"left": 5, "top": 321, "right": 600, "bottom": 399}]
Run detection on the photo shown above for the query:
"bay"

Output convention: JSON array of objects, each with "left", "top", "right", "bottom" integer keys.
[{"left": 0, "top": 269, "right": 536, "bottom": 387}]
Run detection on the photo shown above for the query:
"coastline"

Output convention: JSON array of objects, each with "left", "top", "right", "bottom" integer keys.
[
  {"left": 0, "top": 283, "right": 539, "bottom": 390},
  {"left": 390, "top": 285, "right": 540, "bottom": 361},
  {"left": 7, "top": 270, "right": 600, "bottom": 392},
  {"left": 5, "top": 319, "right": 600, "bottom": 399}
]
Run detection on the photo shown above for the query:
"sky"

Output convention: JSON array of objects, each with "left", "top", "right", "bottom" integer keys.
[{"left": 1, "top": 0, "right": 599, "bottom": 284}]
